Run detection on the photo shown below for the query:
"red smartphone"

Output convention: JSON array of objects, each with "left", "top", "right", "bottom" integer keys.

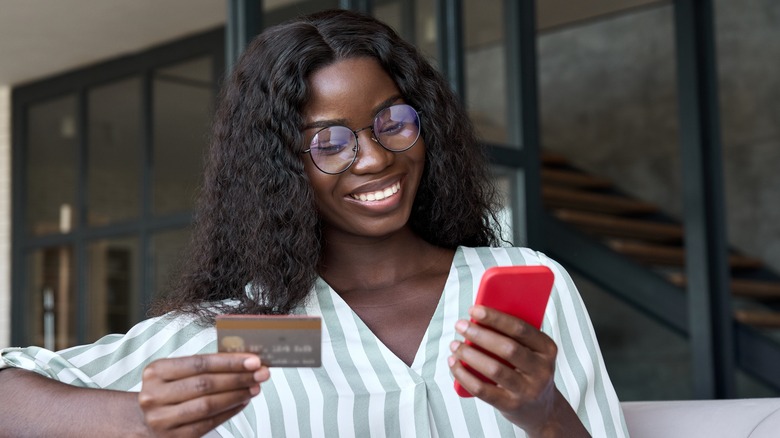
[{"left": 454, "top": 265, "right": 554, "bottom": 398}]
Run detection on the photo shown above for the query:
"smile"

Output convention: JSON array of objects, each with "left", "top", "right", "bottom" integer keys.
[{"left": 349, "top": 181, "right": 401, "bottom": 202}]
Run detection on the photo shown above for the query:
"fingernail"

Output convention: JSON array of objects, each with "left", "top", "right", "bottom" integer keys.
[
  {"left": 449, "top": 340, "right": 460, "bottom": 352},
  {"left": 470, "top": 306, "right": 486, "bottom": 320},
  {"left": 455, "top": 320, "right": 468, "bottom": 333},
  {"left": 250, "top": 384, "right": 261, "bottom": 396},
  {"left": 448, "top": 356, "right": 456, "bottom": 367},
  {"left": 254, "top": 369, "right": 268, "bottom": 382},
  {"left": 244, "top": 356, "right": 261, "bottom": 369}
]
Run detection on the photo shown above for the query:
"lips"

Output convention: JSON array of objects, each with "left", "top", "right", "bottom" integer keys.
[{"left": 349, "top": 181, "right": 401, "bottom": 202}]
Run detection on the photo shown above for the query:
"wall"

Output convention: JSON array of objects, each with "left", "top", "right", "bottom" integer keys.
[
  {"left": 538, "top": 1, "right": 780, "bottom": 274},
  {"left": 538, "top": 4, "right": 682, "bottom": 217},
  {"left": 0, "top": 86, "right": 10, "bottom": 348},
  {"left": 535, "top": 1, "right": 780, "bottom": 398},
  {"left": 716, "top": 0, "right": 780, "bottom": 274}
]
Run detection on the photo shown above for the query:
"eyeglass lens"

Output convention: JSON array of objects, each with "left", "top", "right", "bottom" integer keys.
[{"left": 308, "top": 104, "right": 420, "bottom": 174}]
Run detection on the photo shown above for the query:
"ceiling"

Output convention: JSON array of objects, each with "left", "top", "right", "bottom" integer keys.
[
  {"left": 0, "top": 0, "right": 663, "bottom": 87},
  {"left": 0, "top": 0, "right": 227, "bottom": 86}
]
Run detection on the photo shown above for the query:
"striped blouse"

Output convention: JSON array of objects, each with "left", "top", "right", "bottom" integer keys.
[{"left": 1, "top": 246, "right": 628, "bottom": 437}]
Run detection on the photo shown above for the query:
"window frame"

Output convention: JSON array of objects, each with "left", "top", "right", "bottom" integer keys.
[{"left": 11, "top": 28, "right": 225, "bottom": 346}]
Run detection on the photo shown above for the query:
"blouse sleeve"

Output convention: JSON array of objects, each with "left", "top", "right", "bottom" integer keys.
[
  {"left": 0, "top": 313, "right": 216, "bottom": 392},
  {"left": 537, "top": 251, "right": 629, "bottom": 438}
]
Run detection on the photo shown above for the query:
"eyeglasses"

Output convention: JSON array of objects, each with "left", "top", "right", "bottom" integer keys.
[{"left": 302, "top": 103, "right": 421, "bottom": 174}]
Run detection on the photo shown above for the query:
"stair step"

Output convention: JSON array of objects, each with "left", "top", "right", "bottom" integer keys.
[
  {"left": 666, "top": 273, "right": 780, "bottom": 300},
  {"left": 541, "top": 151, "right": 569, "bottom": 166},
  {"left": 607, "top": 240, "right": 684, "bottom": 266},
  {"left": 553, "top": 209, "right": 683, "bottom": 242},
  {"left": 606, "top": 239, "right": 764, "bottom": 269},
  {"left": 734, "top": 310, "right": 780, "bottom": 328},
  {"left": 542, "top": 168, "right": 612, "bottom": 189},
  {"left": 543, "top": 187, "right": 658, "bottom": 215},
  {"left": 731, "top": 279, "right": 780, "bottom": 299}
]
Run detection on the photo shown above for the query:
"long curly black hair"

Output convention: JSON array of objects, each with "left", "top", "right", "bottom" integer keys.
[{"left": 154, "top": 9, "right": 503, "bottom": 320}]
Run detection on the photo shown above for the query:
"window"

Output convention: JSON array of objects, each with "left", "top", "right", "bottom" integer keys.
[{"left": 12, "top": 29, "right": 224, "bottom": 346}]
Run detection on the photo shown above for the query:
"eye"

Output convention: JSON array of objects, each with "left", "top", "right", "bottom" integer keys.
[
  {"left": 312, "top": 140, "right": 349, "bottom": 156},
  {"left": 377, "top": 121, "right": 405, "bottom": 136},
  {"left": 310, "top": 127, "right": 353, "bottom": 156}
]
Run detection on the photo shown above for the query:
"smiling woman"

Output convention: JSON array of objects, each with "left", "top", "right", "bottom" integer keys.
[
  {"left": 302, "top": 58, "right": 426, "bottom": 241},
  {"left": 0, "top": 9, "right": 627, "bottom": 437}
]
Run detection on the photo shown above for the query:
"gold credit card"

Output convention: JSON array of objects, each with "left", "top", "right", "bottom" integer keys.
[{"left": 216, "top": 315, "right": 322, "bottom": 367}]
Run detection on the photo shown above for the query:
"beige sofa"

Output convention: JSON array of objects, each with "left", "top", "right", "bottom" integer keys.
[{"left": 621, "top": 398, "right": 780, "bottom": 438}]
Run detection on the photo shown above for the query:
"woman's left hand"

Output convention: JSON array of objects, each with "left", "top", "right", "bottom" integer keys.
[{"left": 448, "top": 305, "right": 589, "bottom": 437}]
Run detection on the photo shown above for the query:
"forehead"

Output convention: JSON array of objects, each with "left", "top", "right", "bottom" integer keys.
[{"left": 303, "top": 57, "right": 400, "bottom": 123}]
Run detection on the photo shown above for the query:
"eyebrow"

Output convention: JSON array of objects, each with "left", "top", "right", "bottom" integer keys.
[{"left": 301, "top": 95, "right": 403, "bottom": 131}]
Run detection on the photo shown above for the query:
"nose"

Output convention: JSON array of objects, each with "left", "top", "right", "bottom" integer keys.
[{"left": 350, "top": 128, "right": 394, "bottom": 174}]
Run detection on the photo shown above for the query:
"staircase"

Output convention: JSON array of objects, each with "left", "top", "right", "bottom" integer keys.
[{"left": 539, "top": 151, "right": 780, "bottom": 389}]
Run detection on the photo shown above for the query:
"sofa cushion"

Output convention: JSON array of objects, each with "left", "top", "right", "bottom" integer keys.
[{"left": 621, "top": 398, "right": 780, "bottom": 438}]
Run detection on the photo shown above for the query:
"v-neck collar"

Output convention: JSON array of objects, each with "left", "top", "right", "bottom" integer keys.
[{"left": 305, "top": 246, "right": 465, "bottom": 373}]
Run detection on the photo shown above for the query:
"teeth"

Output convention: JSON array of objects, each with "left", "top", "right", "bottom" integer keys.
[{"left": 351, "top": 182, "right": 401, "bottom": 202}]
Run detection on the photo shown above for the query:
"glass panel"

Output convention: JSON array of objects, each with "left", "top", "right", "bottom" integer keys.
[
  {"left": 415, "top": 0, "right": 436, "bottom": 59},
  {"left": 538, "top": 5, "right": 687, "bottom": 399},
  {"left": 714, "top": 0, "right": 780, "bottom": 390},
  {"left": 537, "top": 0, "right": 663, "bottom": 31},
  {"left": 153, "top": 57, "right": 214, "bottom": 215},
  {"left": 538, "top": 4, "right": 682, "bottom": 215},
  {"left": 262, "top": 0, "right": 339, "bottom": 29},
  {"left": 26, "top": 95, "right": 78, "bottom": 236},
  {"left": 26, "top": 246, "right": 76, "bottom": 349},
  {"left": 491, "top": 166, "right": 521, "bottom": 245},
  {"left": 373, "top": 0, "right": 436, "bottom": 62},
  {"left": 463, "top": 0, "right": 508, "bottom": 144},
  {"left": 716, "top": 0, "right": 780, "bottom": 277},
  {"left": 374, "top": 1, "right": 402, "bottom": 33},
  {"left": 737, "top": 369, "right": 780, "bottom": 398},
  {"left": 574, "top": 273, "right": 693, "bottom": 400},
  {"left": 86, "top": 237, "right": 140, "bottom": 340},
  {"left": 157, "top": 56, "right": 213, "bottom": 83},
  {"left": 87, "top": 78, "right": 142, "bottom": 226},
  {"left": 150, "top": 228, "right": 191, "bottom": 300}
]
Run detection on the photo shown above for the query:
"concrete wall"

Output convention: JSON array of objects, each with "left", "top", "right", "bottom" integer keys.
[
  {"left": 0, "top": 86, "right": 10, "bottom": 348},
  {"left": 538, "top": 4, "right": 683, "bottom": 217},
  {"left": 536, "top": 0, "right": 780, "bottom": 398},
  {"left": 538, "top": 1, "right": 780, "bottom": 274},
  {"left": 716, "top": 0, "right": 780, "bottom": 274}
]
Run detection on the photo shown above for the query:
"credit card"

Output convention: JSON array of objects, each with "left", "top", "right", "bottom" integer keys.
[{"left": 216, "top": 315, "right": 322, "bottom": 367}]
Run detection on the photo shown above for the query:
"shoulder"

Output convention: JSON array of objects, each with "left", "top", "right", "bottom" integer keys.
[
  {"left": 454, "top": 245, "right": 578, "bottom": 305},
  {"left": 457, "top": 245, "right": 554, "bottom": 268},
  {"left": 59, "top": 301, "right": 240, "bottom": 365}
]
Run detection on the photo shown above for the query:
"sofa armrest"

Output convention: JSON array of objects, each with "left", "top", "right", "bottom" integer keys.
[{"left": 621, "top": 398, "right": 780, "bottom": 438}]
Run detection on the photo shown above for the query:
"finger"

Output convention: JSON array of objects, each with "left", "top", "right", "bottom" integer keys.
[
  {"left": 145, "top": 388, "right": 256, "bottom": 431},
  {"left": 448, "top": 350, "right": 507, "bottom": 402},
  {"left": 143, "top": 353, "right": 262, "bottom": 382},
  {"left": 145, "top": 370, "right": 265, "bottom": 406},
  {"left": 450, "top": 340, "right": 552, "bottom": 414},
  {"left": 469, "top": 306, "right": 556, "bottom": 355},
  {"left": 172, "top": 401, "right": 250, "bottom": 438},
  {"left": 455, "top": 318, "right": 543, "bottom": 375},
  {"left": 450, "top": 339, "right": 526, "bottom": 394}
]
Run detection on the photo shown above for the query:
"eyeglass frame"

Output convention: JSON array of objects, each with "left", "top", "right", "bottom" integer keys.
[{"left": 301, "top": 103, "right": 422, "bottom": 175}]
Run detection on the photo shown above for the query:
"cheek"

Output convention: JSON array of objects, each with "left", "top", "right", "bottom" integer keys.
[
  {"left": 302, "top": 158, "right": 318, "bottom": 182},
  {"left": 412, "top": 140, "right": 427, "bottom": 170}
]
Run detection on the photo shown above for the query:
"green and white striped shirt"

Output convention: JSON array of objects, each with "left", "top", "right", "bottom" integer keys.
[{"left": 2, "top": 246, "right": 628, "bottom": 437}]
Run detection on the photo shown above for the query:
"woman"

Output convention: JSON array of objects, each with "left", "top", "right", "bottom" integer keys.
[{"left": 0, "top": 9, "right": 627, "bottom": 437}]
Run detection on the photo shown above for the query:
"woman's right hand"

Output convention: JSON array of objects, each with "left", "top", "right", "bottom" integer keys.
[{"left": 138, "top": 353, "right": 269, "bottom": 437}]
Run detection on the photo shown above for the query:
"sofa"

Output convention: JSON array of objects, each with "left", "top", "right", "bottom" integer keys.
[{"left": 621, "top": 398, "right": 780, "bottom": 437}]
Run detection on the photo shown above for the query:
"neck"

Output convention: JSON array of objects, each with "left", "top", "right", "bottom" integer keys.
[{"left": 318, "top": 226, "right": 448, "bottom": 293}]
